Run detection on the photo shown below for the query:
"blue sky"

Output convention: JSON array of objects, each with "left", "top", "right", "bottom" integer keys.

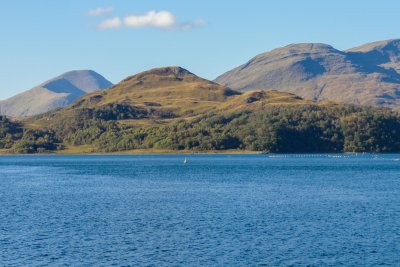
[{"left": 1, "top": 0, "right": 399, "bottom": 100}]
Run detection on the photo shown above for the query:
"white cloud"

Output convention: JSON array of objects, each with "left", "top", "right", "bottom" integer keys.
[
  {"left": 97, "top": 17, "right": 122, "bottom": 30},
  {"left": 96, "top": 10, "right": 205, "bottom": 31},
  {"left": 88, "top": 7, "right": 113, "bottom": 16},
  {"left": 124, "top": 11, "right": 176, "bottom": 29}
]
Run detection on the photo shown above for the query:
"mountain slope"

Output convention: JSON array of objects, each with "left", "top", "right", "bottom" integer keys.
[
  {"left": 0, "top": 70, "right": 112, "bottom": 117},
  {"left": 215, "top": 39, "right": 400, "bottom": 108},
  {"left": 33, "top": 66, "right": 316, "bottom": 129},
  {"left": 13, "top": 66, "right": 400, "bottom": 154}
]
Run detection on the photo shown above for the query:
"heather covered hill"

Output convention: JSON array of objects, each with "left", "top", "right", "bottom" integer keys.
[
  {"left": 215, "top": 39, "right": 400, "bottom": 108},
  {"left": 33, "top": 66, "right": 312, "bottom": 127},
  {"left": 0, "top": 70, "right": 112, "bottom": 117},
  {"left": 10, "top": 66, "right": 399, "bottom": 154}
]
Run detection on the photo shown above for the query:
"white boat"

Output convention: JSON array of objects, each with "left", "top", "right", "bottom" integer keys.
[{"left": 184, "top": 158, "right": 188, "bottom": 164}]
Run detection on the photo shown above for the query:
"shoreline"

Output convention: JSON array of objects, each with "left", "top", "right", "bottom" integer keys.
[{"left": 0, "top": 148, "right": 387, "bottom": 156}]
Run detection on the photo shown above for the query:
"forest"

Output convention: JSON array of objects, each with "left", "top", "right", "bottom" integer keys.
[
  {"left": 3, "top": 103, "right": 399, "bottom": 154},
  {"left": 0, "top": 116, "right": 60, "bottom": 153}
]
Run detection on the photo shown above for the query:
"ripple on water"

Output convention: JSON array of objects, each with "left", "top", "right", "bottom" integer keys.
[{"left": 0, "top": 154, "right": 399, "bottom": 266}]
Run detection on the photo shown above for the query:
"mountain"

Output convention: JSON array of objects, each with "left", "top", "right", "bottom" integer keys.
[
  {"left": 0, "top": 70, "right": 113, "bottom": 117},
  {"left": 40, "top": 66, "right": 310, "bottom": 124},
  {"left": 2, "top": 51, "right": 400, "bottom": 154},
  {"left": 15, "top": 66, "right": 399, "bottom": 155},
  {"left": 215, "top": 39, "right": 400, "bottom": 108}
]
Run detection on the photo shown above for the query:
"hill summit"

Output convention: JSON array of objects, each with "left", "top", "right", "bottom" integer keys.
[
  {"left": 49, "top": 66, "right": 309, "bottom": 122},
  {"left": 63, "top": 66, "right": 243, "bottom": 115}
]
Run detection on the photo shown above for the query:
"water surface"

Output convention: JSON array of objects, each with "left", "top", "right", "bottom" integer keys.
[{"left": 0, "top": 154, "right": 399, "bottom": 266}]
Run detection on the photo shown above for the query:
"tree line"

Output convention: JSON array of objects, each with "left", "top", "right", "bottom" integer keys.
[{"left": 2, "top": 103, "right": 400, "bottom": 153}]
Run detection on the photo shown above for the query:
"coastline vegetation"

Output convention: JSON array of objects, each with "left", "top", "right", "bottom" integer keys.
[{"left": 2, "top": 103, "right": 400, "bottom": 154}]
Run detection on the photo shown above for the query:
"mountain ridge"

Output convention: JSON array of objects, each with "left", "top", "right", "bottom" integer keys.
[{"left": 215, "top": 39, "right": 400, "bottom": 108}]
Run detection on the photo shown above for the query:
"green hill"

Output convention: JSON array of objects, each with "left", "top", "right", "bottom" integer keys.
[{"left": 2, "top": 67, "right": 400, "bottom": 154}]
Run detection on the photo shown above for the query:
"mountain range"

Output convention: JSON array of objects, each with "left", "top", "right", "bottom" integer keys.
[
  {"left": 215, "top": 39, "right": 400, "bottom": 108},
  {"left": 0, "top": 70, "right": 112, "bottom": 117},
  {"left": 3, "top": 66, "right": 395, "bottom": 154},
  {"left": 2, "top": 39, "right": 400, "bottom": 119}
]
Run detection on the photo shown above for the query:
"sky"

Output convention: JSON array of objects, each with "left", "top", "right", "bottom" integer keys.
[{"left": 1, "top": 0, "right": 400, "bottom": 100}]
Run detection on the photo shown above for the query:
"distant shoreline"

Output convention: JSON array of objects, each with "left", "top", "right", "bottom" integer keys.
[{"left": 0, "top": 149, "right": 387, "bottom": 156}]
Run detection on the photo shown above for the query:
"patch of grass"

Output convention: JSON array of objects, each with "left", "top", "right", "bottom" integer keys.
[{"left": 57, "top": 145, "right": 95, "bottom": 154}]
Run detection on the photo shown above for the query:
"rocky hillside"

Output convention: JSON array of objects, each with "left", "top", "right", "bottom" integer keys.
[
  {"left": 0, "top": 70, "right": 112, "bottom": 117},
  {"left": 215, "top": 39, "right": 400, "bottom": 108}
]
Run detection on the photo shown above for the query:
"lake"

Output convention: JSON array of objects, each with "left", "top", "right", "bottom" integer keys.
[{"left": 0, "top": 154, "right": 399, "bottom": 266}]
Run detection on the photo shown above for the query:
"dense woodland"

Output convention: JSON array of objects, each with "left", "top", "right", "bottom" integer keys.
[
  {"left": 3, "top": 103, "right": 399, "bottom": 154},
  {"left": 0, "top": 116, "right": 59, "bottom": 153},
  {"left": 88, "top": 105, "right": 400, "bottom": 153}
]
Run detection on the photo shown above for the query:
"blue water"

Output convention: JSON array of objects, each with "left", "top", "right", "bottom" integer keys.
[{"left": 0, "top": 154, "right": 399, "bottom": 266}]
